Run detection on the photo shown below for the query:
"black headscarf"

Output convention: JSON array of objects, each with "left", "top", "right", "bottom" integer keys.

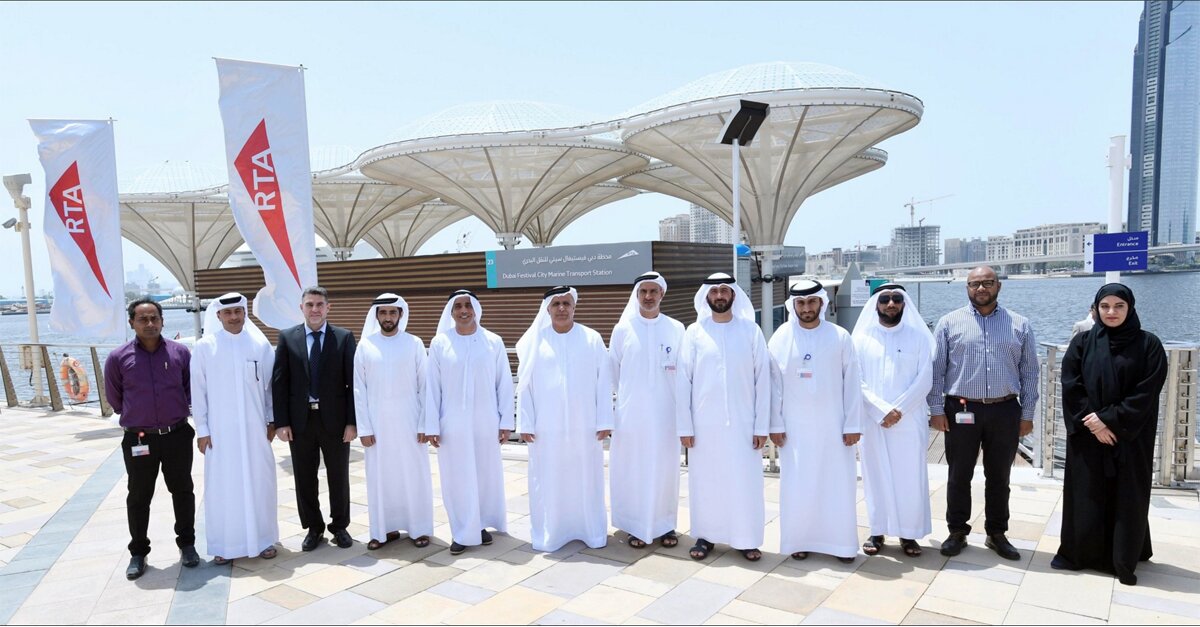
[{"left": 1081, "top": 283, "right": 1141, "bottom": 407}]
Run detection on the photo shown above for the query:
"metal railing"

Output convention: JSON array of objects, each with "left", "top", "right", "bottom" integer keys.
[
  {"left": 0, "top": 342, "right": 116, "bottom": 416},
  {"left": 1039, "top": 341, "right": 1198, "bottom": 487}
]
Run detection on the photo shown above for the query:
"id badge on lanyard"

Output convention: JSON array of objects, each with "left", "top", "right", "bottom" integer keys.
[
  {"left": 131, "top": 431, "right": 150, "bottom": 457},
  {"left": 956, "top": 398, "right": 975, "bottom": 425},
  {"left": 660, "top": 344, "right": 677, "bottom": 373},
  {"left": 798, "top": 353, "right": 814, "bottom": 380}
]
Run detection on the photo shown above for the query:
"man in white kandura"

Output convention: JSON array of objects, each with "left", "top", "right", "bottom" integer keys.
[
  {"left": 768, "top": 280, "right": 863, "bottom": 563},
  {"left": 516, "top": 286, "right": 613, "bottom": 552},
  {"left": 192, "top": 292, "right": 279, "bottom": 564},
  {"left": 677, "top": 273, "right": 771, "bottom": 562},
  {"left": 852, "top": 282, "right": 934, "bottom": 558},
  {"left": 425, "top": 289, "right": 514, "bottom": 556},
  {"left": 353, "top": 293, "right": 434, "bottom": 550},
  {"left": 609, "top": 272, "right": 685, "bottom": 550}
]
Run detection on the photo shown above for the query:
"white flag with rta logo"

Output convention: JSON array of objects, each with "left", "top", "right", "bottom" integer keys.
[
  {"left": 216, "top": 58, "right": 318, "bottom": 330},
  {"left": 29, "top": 119, "right": 126, "bottom": 339}
]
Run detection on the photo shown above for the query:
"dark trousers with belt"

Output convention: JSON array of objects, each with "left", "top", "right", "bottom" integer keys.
[
  {"left": 944, "top": 397, "right": 1021, "bottom": 536},
  {"left": 289, "top": 408, "right": 351, "bottom": 534},
  {"left": 121, "top": 422, "right": 196, "bottom": 557}
]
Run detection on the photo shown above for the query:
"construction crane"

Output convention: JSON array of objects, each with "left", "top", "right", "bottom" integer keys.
[{"left": 905, "top": 194, "right": 954, "bottom": 227}]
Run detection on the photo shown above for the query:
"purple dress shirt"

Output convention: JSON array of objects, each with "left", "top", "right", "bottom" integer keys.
[{"left": 104, "top": 338, "right": 192, "bottom": 429}]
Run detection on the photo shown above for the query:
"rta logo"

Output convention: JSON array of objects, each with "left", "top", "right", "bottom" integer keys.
[
  {"left": 235, "top": 119, "right": 301, "bottom": 286},
  {"left": 49, "top": 161, "right": 110, "bottom": 297}
]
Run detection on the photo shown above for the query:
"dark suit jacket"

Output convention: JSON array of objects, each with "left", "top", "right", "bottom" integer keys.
[{"left": 272, "top": 323, "right": 357, "bottom": 432}]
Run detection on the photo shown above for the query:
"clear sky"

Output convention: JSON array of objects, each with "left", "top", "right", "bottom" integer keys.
[{"left": 0, "top": 1, "right": 1149, "bottom": 297}]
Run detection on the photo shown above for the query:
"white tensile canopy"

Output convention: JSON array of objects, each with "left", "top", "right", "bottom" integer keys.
[
  {"left": 356, "top": 101, "right": 649, "bottom": 249},
  {"left": 364, "top": 200, "right": 472, "bottom": 258},
  {"left": 522, "top": 182, "right": 639, "bottom": 247}
]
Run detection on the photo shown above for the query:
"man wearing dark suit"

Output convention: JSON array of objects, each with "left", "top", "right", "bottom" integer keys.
[{"left": 273, "top": 286, "right": 358, "bottom": 551}]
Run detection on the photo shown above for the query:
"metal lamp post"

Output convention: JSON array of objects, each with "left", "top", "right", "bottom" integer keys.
[
  {"left": 3, "top": 173, "right": 49, "bottom": 406},
  {"left": 718, "top": 100, "right": 769, "bottom": 274}
]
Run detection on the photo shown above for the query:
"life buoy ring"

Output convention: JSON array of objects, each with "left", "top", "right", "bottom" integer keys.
[{"left": 59, "top": 358, "right": 89, "bottom": 403}]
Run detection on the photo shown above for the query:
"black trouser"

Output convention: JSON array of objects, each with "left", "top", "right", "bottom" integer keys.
[
  {"left": 944, "top": 397, "right": 1021, "bottom": 536},
  {"left": 289, "top": 409, "right": 351, "bottom": 534},
  {"left": 121, "top": 422, "right": 196, "bottom": 557}
]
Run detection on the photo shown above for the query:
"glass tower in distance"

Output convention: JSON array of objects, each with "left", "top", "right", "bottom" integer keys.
[{"left": 1128, "top": 0, "right": 1200, "bottom": 245}]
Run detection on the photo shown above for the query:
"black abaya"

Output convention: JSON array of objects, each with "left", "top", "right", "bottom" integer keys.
[{"left": 1056, "top": 284, "right": 1168, "bottom": 585}]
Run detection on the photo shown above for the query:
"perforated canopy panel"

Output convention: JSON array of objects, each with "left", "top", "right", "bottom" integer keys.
[
  {"left": 357, "top": 101, "right": 648, "bottom": 247},
  {"left": 619, "top": 148, "right": 888, "bottom": 230},
  {"left": 310, "top": 170, "right": 435, "bottom": 255},
  {"left": 119, "top": 193, "right": 242, "bottom": 292},
  {"left": 522, "top": 183, "right": 639, "bottom": 246},
  {"left": 619, "top": 62, "right": 921, "bottom": 246},
  {"left": 364, "top": 201, "right": 472, "bottom": 258}
]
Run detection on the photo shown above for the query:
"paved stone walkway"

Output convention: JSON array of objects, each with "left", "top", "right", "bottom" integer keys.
[{"left": 1, "top": 406, "right": 1198, "bottom": 625}]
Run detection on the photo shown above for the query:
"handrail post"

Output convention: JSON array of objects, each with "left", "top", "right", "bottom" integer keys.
[
  {"left": 1161, "top": 349, "right": 1182, "bottom": 485},
  {"left": 91, "top": 347, "right": 112, "bottom": 417},
  {"left": 40, "top": 345, "right": 63, "bottom": 411},
  {"left": 1040, "top": 344, "right": 1059, "bottom": 478},
  {"left": 0, "top": 345, "right": 17, "bottom": 408}
]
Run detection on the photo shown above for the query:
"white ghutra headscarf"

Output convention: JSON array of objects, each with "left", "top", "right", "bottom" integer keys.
[
  {"left": 692, "top": 272, "right": 754, "bottom": 323},
  {"left": 851, "top": 282, "right": 935, "bottom": 354},
  {"left": 203, "top": 292, "right": 268, "bottom": 342},
  {"left": 516, "top": 285, "right": 577, "bottom": 394},
  {"left": 771, "top": 280, "right": 829, "bottom": 372},
  {"left": 361, "top": 293, "right": 409, "bottom": 338},
  {"left": 619, "top": 272, "right": 668, "bottom": 324},
  {"left": 436, "top": 289, "right": 483, "bottom": 336}
]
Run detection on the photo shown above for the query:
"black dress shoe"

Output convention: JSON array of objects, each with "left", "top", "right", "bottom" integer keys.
[
  {"left": 333, "top": 529, "right": 353, "bottom": 548},
  {"left": 450, "top": 541, "right": 467, "bottom": 555},
  {"left": 985, "top": 534, "right": 1020, "bottom": 561},
  {"left": 180, "top": 545, "right": 200, "bottom": 568},
  {"left": 940, "top": 532, "right": 968, "bottom": 556},
  {"left": 481, "top": 529, "right": 493, "bottom": 545},
  {"left": 126, "top": 555, "right": 146, "bottom": 580},
  {"left": 302, "top": 531, "right": 325, "bottom": 552}
]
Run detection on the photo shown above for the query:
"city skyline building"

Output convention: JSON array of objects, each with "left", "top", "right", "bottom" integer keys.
[
  {"left": 1012, "top": 222, "right": 1107, "bottom": 258},
  {"left": 658, "top": 213, "right": 691, "bottom": 242},
  {"left": 1128, "top": 0, "right": 1200, "bottom": 245},
  {"left": 688, "top": 204, "right": 736, "bottom": 244},
  {"left": 890, "top": 224, "right": 941, "bottom": 267},
  {"left": 944, "top": 237, "right": 987, "bottom": 264}
]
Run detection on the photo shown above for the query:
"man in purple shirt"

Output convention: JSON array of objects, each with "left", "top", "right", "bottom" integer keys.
[{"left": 104, "top": 298, "right": 200, "bottom": 580}]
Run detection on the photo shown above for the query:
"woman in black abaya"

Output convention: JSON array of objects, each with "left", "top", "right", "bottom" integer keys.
[{"left": 1053, "top": 283, "right": 1167, "bottom": 586}]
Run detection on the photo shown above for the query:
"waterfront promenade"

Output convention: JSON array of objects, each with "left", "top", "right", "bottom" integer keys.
[{"left": 1, "top": 407, "right": 1198, "bottom": 625}]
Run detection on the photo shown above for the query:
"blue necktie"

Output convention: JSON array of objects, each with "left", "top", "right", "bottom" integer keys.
[{"left": 309, "top": 330, "right": 322, "bottom": 400}]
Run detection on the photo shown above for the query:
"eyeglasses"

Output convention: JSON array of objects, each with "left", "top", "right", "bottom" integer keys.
[
  {"left": 877, "top": 294, "right": 904, "bottom": 304},
  {"left": 967, "top": 280, "right": 997, "bottom": 290}
]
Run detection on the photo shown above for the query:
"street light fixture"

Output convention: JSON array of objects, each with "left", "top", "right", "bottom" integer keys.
[
  {"left": 3, "top": 173, "right": 49, "bottom": 406},
  {"left": 718, "top": 100, "right": 769, "bottom": 274}
]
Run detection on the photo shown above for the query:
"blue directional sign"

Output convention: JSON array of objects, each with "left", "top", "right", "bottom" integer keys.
[{"left": 1084, "top": 231, "right": 1149, "bottom": 272}]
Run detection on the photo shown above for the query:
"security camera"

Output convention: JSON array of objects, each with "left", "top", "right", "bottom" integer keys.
[{"left": 2, "top": 218, "right": 16, "bottom": 229}]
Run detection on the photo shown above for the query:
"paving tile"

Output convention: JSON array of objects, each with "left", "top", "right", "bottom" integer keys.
[
  {"left": 255, "top": 584, "right": 320, "bottom": 610},
  {"left": 446, "top": 585, "right": 564, "bottom": 625},
  {"left": 1001, "top": 602, "right": 1106, "bottom": 624},
  {"left": 941, "top": 557, "right": 1025, "bottom": 585},
  {"left": 718, "top": 599, "right": 805, "bottom": 625},
  {"left": 602, "top": 573, "right": 674, "bottom": 598},
  {"left": 915, "top": 595, "right": 1006, "bottom": 625},
  {"left": 692, "top": 547, "right": 785, "bottom": 590},
  {"left": 228, "top": 566, "right": 295, "bottom": 601},
  {"left": 421, "top": 532, "right": 521, "bottom": 570},
  {"left": 560, "top": 584, "right": 657, "bottom": 623},
  {"left": 263, "top": 590, "right": 385, "bottom": 625},
  {"left": 1107, "top": 602, "right": 1200, "bottom": 624},
  {"left": 86, "top": 601, "right": 172, "bottom": 625},
  {"left": 452, "top": 557, "right": 541, "bottom": 592},
  {"left": 340, "top": 553, "right": 403, "bottom": 577},
  {"left": 801, "top": 607, "right": 890, "bottom": 624},
  {"left": 350, "top": 561, "right": 462, "bottom": 605},
  {"left": 638, "top": 578, "right": 741, "bottom": 625},
  {"left": 428, "top": 580, "right": 496, "bottom": 604},
  {"left": 536, "top": 609, "right": 608, "bottom": 625},
  {"left": 621, "top": 552, "right": 705, "bottom": 586},
  {"left": 287, "top": 564, "right": 374, "bottom": 598},
  {"left": 900, "top": 608, "right": 985, "bottom": 625},
  {"left": 1112, "top": 589, "right": 1200, "bottom": 620},
  {"left": 9, "top": 596, "right": 97, "bottom": 624},
  {"left": 856, "top": 552, "right": 948, "bottom": 584},
  {"left": 1014, "top": 567, "right": 1112, "bottom": 619},
  {"left": 521, "top": 553, "right": 626, "bottom": 598},
  {"left": 738, "top": 574, "right": 833, "bottom": 616},
  {"left": 226, "top": 595, "right": 290, "bottom": 625},
  {"left": 822, "top": 569, "right": 929, "bottom": 623},
  {"left": 370, "top": 590, "right": 468, "bottom": 624}
]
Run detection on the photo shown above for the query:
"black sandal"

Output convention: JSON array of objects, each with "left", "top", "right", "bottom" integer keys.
[
  {"left": 481, "top": 529, "right": 493, "bottom": 545},
  {"left": 900, "top": 539, "right": 922, "bottom": 557},
  {"left": 412, "top": 535, "right": 431, "bottom": 548},
  {"left": 627, "top": 535, "right": 648, "bottom": 549},
  {"left": 689, "top": 539, "right": 714, "bottom": 561},
  {"left": 659, "top": 530, "right": 679, "bottom": 548},
  {"left": 791, "top": 551, "right": 808, "bottom": 560},
  {"left": 863, "top": 535, "right": 884, "bottom": 556},
  {"left": 740, "top": 548, "right": 762, "bottom": 562}
]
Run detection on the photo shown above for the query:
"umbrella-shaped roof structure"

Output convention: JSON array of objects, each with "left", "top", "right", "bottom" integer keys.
[
  {"left": 618, "top": 61, "right": 922, "bottom": 248},
  {"left": 522, "top": 182, "right": 639, "bottom": 247},
  {"left": 119, "top": 161, "right": 240, "bottom": 293},
  {"left": 356, "top": 101, "right": 649, "bottom": 249},
  {"left": 363, "top": 201, "right": 472, "bottom": 258},
  {"left": 310, "top": 147, "right": 437, "bottom": 259},
  {"left": 619, "top": 147, "right": 888, "bottom": 225}
]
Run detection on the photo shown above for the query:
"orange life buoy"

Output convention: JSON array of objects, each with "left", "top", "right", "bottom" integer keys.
[{"left": 59, "top": 358, "right": 89, "bottom": 403}]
